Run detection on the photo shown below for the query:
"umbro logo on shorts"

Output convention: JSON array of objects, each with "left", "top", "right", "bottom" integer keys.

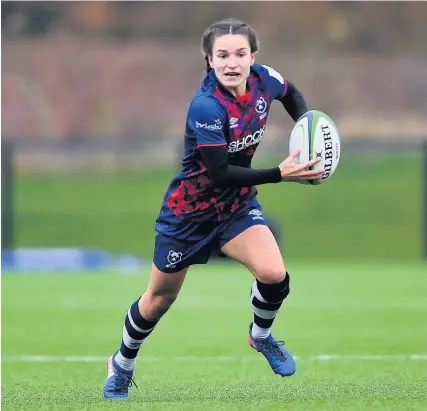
[{"left": 249, "top": 209, "right": 264, "bottom": 220}]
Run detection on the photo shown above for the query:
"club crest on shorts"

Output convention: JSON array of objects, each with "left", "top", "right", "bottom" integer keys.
[{"left": 166, "top": 250, "right": 182, "bottom": 268}]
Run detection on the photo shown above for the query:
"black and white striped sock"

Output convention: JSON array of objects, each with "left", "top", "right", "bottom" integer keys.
[
  {"left": 250, "top": 280, "right": 285, "bottom": 341},
  {"left": 114, "top": 298, "right": 157, "bottom": 370}
]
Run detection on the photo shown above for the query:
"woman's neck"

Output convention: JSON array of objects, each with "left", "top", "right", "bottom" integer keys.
[{"left": 226, "top": 81, "right": 248, "bottom": 98}]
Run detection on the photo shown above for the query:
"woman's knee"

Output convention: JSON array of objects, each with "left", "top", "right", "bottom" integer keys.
[
  {"left": 253, "top": 271, "right": 291, "bottom": 303},
  {"left": 252, "top": 264, "right": 287, "bottom": 284},
  {"left": 139, "top": 265, "right": 188, "bottom": 321},
  {"left": 139, "top": 291, "right": 177, "bottom": 321}
]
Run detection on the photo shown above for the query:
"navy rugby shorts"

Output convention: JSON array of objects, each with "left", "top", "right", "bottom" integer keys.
[{"left": 153, "top": 198, "right": 268, "bottom": 273}]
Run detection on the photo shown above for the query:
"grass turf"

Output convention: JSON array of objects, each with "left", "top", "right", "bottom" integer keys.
[
  {"left": 2, "top": 260, "right": 426, "bottom": 410},
  {"left": 13, "top": 156, "right": 423, "bottom": 259}
]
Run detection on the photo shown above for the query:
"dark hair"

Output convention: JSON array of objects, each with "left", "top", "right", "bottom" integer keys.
[{"left": 201, "top": 18, "right": 260, "bottom": 73}]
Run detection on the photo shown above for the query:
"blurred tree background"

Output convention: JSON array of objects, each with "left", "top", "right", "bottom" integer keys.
[{"left": 2, "top": 1, "right": 426, "bottom": 260}]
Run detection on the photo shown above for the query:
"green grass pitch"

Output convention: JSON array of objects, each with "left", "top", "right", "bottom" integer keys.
[
  {"left": 14, "top": 156, "right": 423, "bottom": 260},
  {"left": 2, "top": 260, "right": 426, "bottom": 410}
]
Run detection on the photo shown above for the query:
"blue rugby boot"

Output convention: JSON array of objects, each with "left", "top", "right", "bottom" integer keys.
[
  {"left": 248, "top": 323, "right": 296, "bottom": 377},
  {"left": 103, "top": 351, "right": 137, "bottom": 399}
]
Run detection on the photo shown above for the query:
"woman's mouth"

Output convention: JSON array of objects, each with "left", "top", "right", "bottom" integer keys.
[{"left": 224, "top": 72, "right": 241, "bottom": 79}]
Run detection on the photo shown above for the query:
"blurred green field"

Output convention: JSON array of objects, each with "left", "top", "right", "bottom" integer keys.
[
  {"left": 14, "top": 156, "right": 422, "bottom": 260},
  {"left": 2, "top": 261, "right": 426, "bottom": 411}
]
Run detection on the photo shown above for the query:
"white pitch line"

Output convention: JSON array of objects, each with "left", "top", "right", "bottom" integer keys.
[{"left": 1, "top": 354, "right": 427, "bottom": 363}]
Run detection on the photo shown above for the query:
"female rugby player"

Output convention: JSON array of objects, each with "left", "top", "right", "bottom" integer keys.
[{"left": 104, "top": 18, "right": 323, "bottom": 399}]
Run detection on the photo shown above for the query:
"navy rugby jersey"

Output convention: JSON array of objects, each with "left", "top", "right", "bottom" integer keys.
[{"left": 156, "top": 64, "right": 288, "bottom": 228}]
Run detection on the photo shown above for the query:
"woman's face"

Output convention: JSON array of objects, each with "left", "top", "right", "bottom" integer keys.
[{"left": 209, "top": 34, "right": 255, "bottom": 95}]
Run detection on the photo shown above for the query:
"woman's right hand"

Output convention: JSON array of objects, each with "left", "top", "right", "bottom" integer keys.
[{"left": 278, "top": 149, "right": 324, "bottom": 183}]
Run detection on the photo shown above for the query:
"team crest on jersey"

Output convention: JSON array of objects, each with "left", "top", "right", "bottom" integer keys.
[{"left": 255, "top": 97, "right": 268, "bottom": 119}]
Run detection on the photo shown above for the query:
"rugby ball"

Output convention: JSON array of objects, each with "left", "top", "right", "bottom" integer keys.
[{"left": 289, "top": 110, "right": 341, "bottom": 185}]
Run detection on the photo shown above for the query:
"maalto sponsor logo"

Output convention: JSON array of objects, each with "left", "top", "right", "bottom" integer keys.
[
  {"left": 228, "top": 126, "right": 266, "bottom": 153},
  {"left": 249, "top": 209, "right": 264, "bottom": 220},
  {"left": 196, "top": 119, "right": 223, "bottom": 131}
]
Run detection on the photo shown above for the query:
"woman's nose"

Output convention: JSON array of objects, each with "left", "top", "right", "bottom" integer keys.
[{"left": 227, "top": 55, "right": 238, "bottom": 68}]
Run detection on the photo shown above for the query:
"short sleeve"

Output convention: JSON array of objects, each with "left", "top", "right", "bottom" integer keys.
[
  {"left": 260, "top": 64, "right": 288, "bottom": 101},
  {"left": 187, "top": 96, "right": 227, "bottom": 148}
]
